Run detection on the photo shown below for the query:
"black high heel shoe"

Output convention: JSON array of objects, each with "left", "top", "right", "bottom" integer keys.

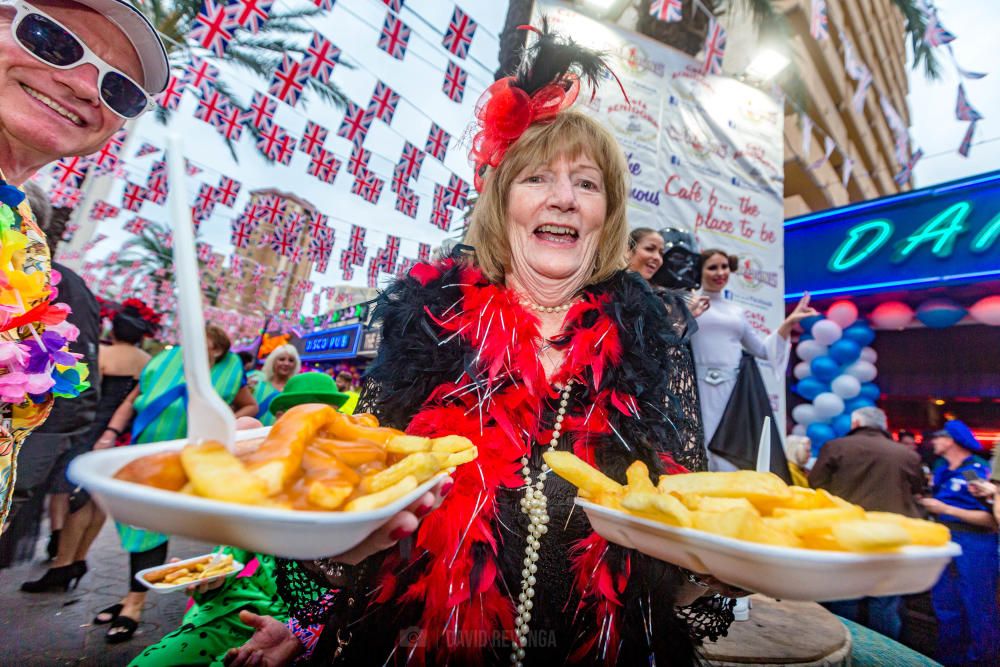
[{"left": 20, "top": 563, "right": 85, "bottom": 592}]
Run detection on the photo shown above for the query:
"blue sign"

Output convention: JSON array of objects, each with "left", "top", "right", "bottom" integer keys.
[
  {"left": 300, "top": 323, "right": 362, "bottom": 361},
  {"left": 785, "top": 170, "right": 1000, "bottom": 299}
]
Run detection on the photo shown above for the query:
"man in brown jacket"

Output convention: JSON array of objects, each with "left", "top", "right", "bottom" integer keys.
[{"left": 808, "top": 406, "right": 924, "bottom": 639}]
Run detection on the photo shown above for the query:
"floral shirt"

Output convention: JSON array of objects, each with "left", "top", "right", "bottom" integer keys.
[{"left": 0, "top": 172, "right": 88, "bottom": 529}]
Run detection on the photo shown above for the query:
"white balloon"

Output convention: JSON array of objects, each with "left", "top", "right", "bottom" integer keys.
[
  {"left": 813, "top": 392, "right": 846, "bottom": 419},
  {"left": 826, "top": 302, "right": 859, "bottom": 329},
  {"left": 812, "top": 319, "right": 844, "bottom": 346},
  {"left": 793, "top": 361, "right": 812, "bottom": 380},
  {"left": 845, "top": 360, "right": 878, "bottom": 383},
  {"left": 791, "top": 423, "right": 807, "bottom": 436},
  {"left": 860, "top": 346, "right": 878, "bottom": 363},
  {"left": 796, "top": 340, "right": 828, "bottom": 362},
  {"left": 831, "top": 374, "right": 862, "bottom": 399},
  {"left": 792, "top": 403, "right": 818, "bottom": 425}
]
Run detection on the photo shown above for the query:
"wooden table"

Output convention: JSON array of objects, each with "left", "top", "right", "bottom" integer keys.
[{"left": 701, "top": 595, "right": 851, "bottom": 666}]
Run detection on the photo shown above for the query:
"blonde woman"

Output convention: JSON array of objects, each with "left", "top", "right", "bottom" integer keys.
[{"left": 254, "top": 345, "right": 301, "bottom": 425}]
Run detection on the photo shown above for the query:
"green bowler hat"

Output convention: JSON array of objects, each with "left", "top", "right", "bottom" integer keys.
[{"left": 270, "top": 372, "right": 350, "bottom": 415}]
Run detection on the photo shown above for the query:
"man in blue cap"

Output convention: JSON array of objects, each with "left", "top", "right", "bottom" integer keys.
[{"left": 919, "top": 420, "right": 997, "bottom": 665}]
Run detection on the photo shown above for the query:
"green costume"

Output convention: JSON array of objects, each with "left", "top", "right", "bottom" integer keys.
[
  {"left": 250, "top": 375, "right": 279, "bottom": 426},
  {"left": 129, "top": 549, "right": 288, "bottom": 666}
]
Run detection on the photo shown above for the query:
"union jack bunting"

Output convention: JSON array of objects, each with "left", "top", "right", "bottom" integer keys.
[
  {"left": 442, "top": 6, "right": 477, "bottom": 59},
  {"left": 197, "top": 242, "right": 214, "bottom": 262},
  {"left": 311, "top": 0, "right": 333, "bottom": 10},
  {"left": 214, "top": 176, "right": 242, "bottom": 207},
  {"left": 374, "top": 235, "right": 401, "bottom": 275},
  {"left": 205, "top": 254, "right": 221, "bottom": 272},
  {"left": 377, "top": 12, "right": 411, "bottom": 60},
  {"left": 194, "top": 88, "right": 230, "bottom": 125},
  {"left": 307, "top": 212, "right": 329, "bottom": 238},
  {"left": 649, "top": 0, "right": 682, "bottom": 23},
  {"left": 303, "top": 32, "right": 340, "bottom": 84},
  {"left": 213, "top": 104, "right": 245, "bottom": 141},
  {"left": 183, "top": 58, "right": 220, "bottom": 95},
  {"left": 955, "top": 84, "right": 983, "bottom": 122},
  {"left": 382, "top": 0, "right": 403, "bottom": 12},
  {"left": 157, "top": 73, "right": 185, "bottom": 110},
  {"left": 809, "top": 0, "right": 828, "bottom": 41},
  {"left": 229, "top": 0, "right": 272, "bottom": 33},
  {"left": 351, "top": 169, "right": 383, "bottom": 204},
  {"left": 429, "top": 204, "right": 452, "bottom": 231},
  {"left": 339, "top": 225, "right": 367, "bottom": 280},
  {"left": 230, "top": 216, "right": 256, "bottom": 248},
  {"left": 425, "top": 123, "right": 449, "bottom": 161},
  {"left": 189, "top": 0, "right": 237, "bottom": 57},
  {"left": 394, "top": 186, "right": 418, "bottom": 218},
  {"left": 367, "top": 81, "right": 400, "bottom": 124},
  {"left": 241, "top": 95, "right": 275, "bottom": 133},
  {"left": 136, "top": 142, "right": 159, "bottom": 157},
  {"left": 701, "top": 19, "right": 727, "bottom": 75},
  {"left": 894, "top": 148, "right": 923, "bottom": 185},
  {"left": 282, "top": 211, "right": 306, "bottom": 237},
  {"left": 269, "top": 55, "right": 309, "bottom": 107},
  {"left": 307, "top": 149, "right": 342, "bottom": 184},
  {"left": 270, "top": 223, "right": 298, "bottom": 257},
  {"left": 300, "top": 121, "right": 328, "bottom": 157},
  {"left": 229, "top": 255, "right": 244, "bottom": 274},
  {"left": 123, "top": 217, "right": 149, "bottom": 235},
  {"left": 923, "top": 14, "right": 956, "bottom": 47},
  {"left": 840, "top": 31, "right": 869, "bottom": 82},
  {"left": 121, "top": 182, "right": 147, "bottom": 212},
  {"left": 186, "top": 160, "right": 202, "bottom": 176},
  {"left": 337, "top": 102, "right": 374, "bottom": 146},
  {"left": 309, "top": 228, "right": 334, "bottom": 272},
  {"left": 52, "top": 156, "right": 90, "bottom": 187},
  {"left": 417, "top": 242, "right": 430, "bottom": 263},
  {"left": 347, "top": 145, "right": 370, "bottom": 176},
  {"left": 390, "top": 165, "right": 408, "bottom": 194},
  {"left": 396, "top": 141, "right": 424, "bottom": 181},
  {"left": 256, "top": 120, "right": 297, "bottom": 163},
  {"left": 90, "top": 200, "right": 120, "bottom": 220},
  {"left": 958, "top": 121, "right": 977, "bottom": 157},
  {"left": 446, "top": 174, "right": 469, "bottom": 208},
  {"left": 256, "top": 194, "right": 285, "bottom": 225},
  {"left": 194, "top": 183, "right": 217, "bottom": 211},
  {"left": 442, "top": 61, "right": 467, "bottom": 102},
  {"left": 251, "top": 265, "right": 268, "bottom": 285},
  {"left": 366, "top": 258, "right": 381, "bottom": 287},
  {"left": 91, "top": 131, "right": 125, "bottom": 173},
  {"left": 49, "top": 183, "right": 82, "bottom": 208},
  {"left": 433, "top": 183, "right": 449, "bottom": 209}
]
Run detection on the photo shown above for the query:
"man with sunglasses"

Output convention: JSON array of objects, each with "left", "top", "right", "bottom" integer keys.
[{"left": 0, "top": 0, "right": 167, "bottom": 531}]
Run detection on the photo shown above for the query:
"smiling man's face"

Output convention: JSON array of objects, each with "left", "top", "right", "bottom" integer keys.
[{"left": 0, "top": 0, "right": 141, "bottom": 166}]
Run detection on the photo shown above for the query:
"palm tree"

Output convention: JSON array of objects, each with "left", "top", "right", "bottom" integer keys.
[{"left": 114, "top": 219, "right": 221, "bottom": 305}]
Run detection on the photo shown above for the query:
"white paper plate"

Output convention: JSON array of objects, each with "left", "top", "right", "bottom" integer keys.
[
  {"left": 135, "top": 553, "right": 244, "bottom": 593},
  {"left": 68, "top": 429, "right": 444, "bottom": 559},
  {"left": 577, "top": 499, "right": 961, "bottom": 602}
]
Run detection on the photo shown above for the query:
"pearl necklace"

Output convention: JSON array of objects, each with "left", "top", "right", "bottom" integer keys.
[
  {"left": 524, "top": 299, "right": 576, "bottom": 313},
  {"left": 511, "top": 381, "right": 573, "bottom": 666}
]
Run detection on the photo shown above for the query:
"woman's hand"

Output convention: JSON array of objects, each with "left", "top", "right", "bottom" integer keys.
[
  {"left": 968, "top": 479, "right": 997, "bottom": 499},
  {"left": 93, "top": 429, "right": 118, "bottom": 450},
  {"left": 918, "top": 497, "right": 948, "bottom": 515},
  {"left": 777, "top": 293, "right": 820, "bottom": 339},
  {"left": 689, "top": 295, "right": 710, "bottom": 318},
  {"left": 223, "top": 611, "right": 301, "bottom": 667},
  {"left": 329, "top": 476, "right": 453, "bottom": 567}
]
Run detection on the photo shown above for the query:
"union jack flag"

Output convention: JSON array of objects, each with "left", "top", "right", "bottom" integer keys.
[
  {"left": 121, "top": 182, "right": 147, "bottom": 211},
  {"left": 396, "top": 141, "right": 424, "bottom": 181},
  {"left": 339, "top": 225, "right": 367, "bottom": 280},
  {"left": 311, "top": 0, "right": 333, "bottom": 10},
  {"left": 183, "top": 58, "right": 220, "bottom": 95},
  {"left": 442, "top": 61, "right": 467, "bottom": 102},
  {"left": 377, "top": 13, "right": 411, "bottom": 60},
  {"left": 433, "top": 183, "right": 449, "bottom": 209},
  {"left": 955, "top": 84, "right": 983, "bottom": 122},
  {"left": 269, "top": 55, "right": 308, "bottom": 107},
  {"left": 394, "top": 186, "right": 418, "bottom": 218},
  {"left": 229, "top": 0, "right": 272, "bottom": 33},
  {"left": 390, "top": 165, "right": 408, "bottom": 194},
  {"left": 195, "top": 88, "right": 230, "bottom": 125},
  {"left": 366, "top": 258, "right": 381, "bottom": 287},
  {"left": 256, "top": 194, "right": 285, "bottom": 225},
  {"left": 123, "top": 217, "right": 149, "bottom": 235},
  {"left": 212, "top": 103, "right": 244, "bottom": 141},
  {"left": 189, "top": 0, "right": 237, "bottom": 57},
  {"left": 893, "top": 148, "right": 923, "bottom": 186},
  {"left": 374, "top": 235, "right": 400, "bottom": 275},
  {"left": 351, "top": 169, "right": 383, "bottom": 204},
  {"left": 186, "top": 160, "right": 203, "bottom": 176},
  {"left": 52, "top": 156, "right": 90, "bottom": 187},
  {"left": 197, "top": 242, "right": 214, "bottom": 262},
  {"left": 90, "top": 200, "right": 120, "bottom": 220},
  {"left": 429, "top": 204, "right": 452, "bottom": 231},
  {"left": 337, "top": 102, "right": 374, "bottom": 146},
  {"left": 445, "top": 173, "right": 469, "bottom": 208},
  {"left": 300, "top": 121, "right": 328, "bottom": 157},
  {"left": 49, "top": 183, "right": 82, "bottom": 208},
  {"left": 367, "top": 81, "right": 399, "bottom": 124},
  {"left": 958, "top": 121, "right": 977, "bottom": 157},
  {"left": 136, "top": 142, "right": 159, "bottom": 157},
  {"left": 282, "top": 211, "right": 306, "bottom": 237},
  {"left": 214, "top": 176, "right": 242, "bottom": 207},
  {"left": 442, "top": 6, "right": 477, "bottom": 59},
  {"left": 425, "top": 123, "right": 449, "bottom": 161},
  {"left": 309, "top": 228, "right": 334, "bottom": 272},
  {"left": 256, "top": 120, "right": 297, "bottom": 163},
  {"left": 91, "top": 131, "right": 125, "bottom": 173},
  {"left": 303, "top": 32, "right": 340, "bottom": 84},
  {"left": 245, "top": 92, "right": 276, "bottom": 129},
  {"left": 649, "top": 0, "right": 682, "bottom": 23},
  {"left": 809, "top": 0, "right": 828, "bottom": 41},
  {"left": 230, "top": 215, "right": 256, "bottom": 248},
  {"left": 923, "top": 15, "right": 956, "bottom": 47},
  {"left": 307, "top": 149, "right": 341, "bottom": 184},
  {"left": 347, "top": 145, "right": 370, "bottom": 176},
  {"left": 194, "top": 183, "right": 217, "bottom": 211},
  {"left": 270, "top": 223, "right": 298, "bottom": 257},
  {"left": 381, "top": 0, "right": 403, "bottom": 12},
  {"left": 250, "top": 265, "right": 268, "bottom": 285},
  {"left": 157, "top": 73, "right": 185, "bottom": 110},
  {"left": 229, "top": 255, "right": 244, "bottom": 274},
  {"left": 701, "top": 19, "right": 727, "bottom": 75}
]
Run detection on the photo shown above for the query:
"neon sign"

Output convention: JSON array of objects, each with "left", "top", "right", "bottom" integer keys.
[
  {"left": 785, "top": 170, "right": 1000, "bottom": 299},
  {"left": 300, "top": 323, "right": 362, "bottom": 361}
]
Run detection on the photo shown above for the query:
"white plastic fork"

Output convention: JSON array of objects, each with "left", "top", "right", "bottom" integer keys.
[
  {"left": 166, "top": 134, "right": 237, "bottom": 453},
  {"left": 755, "top": 416, "right": 771, "bottom": 474}
]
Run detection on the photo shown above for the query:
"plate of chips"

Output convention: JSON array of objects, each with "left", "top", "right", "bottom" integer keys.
[
  {"left": 69, "top": 405, "right": 476, "bottom": 559},
  {"left": 136, "top": 553, "right": 244, "bottom": 593},
  {"left": 544, "top": 452, "right": 961, "bottom": 602}
]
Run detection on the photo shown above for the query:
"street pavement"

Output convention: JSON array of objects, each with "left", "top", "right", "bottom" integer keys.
[{"left": 0, "top": 523, "right": 212, "bottom": 665}]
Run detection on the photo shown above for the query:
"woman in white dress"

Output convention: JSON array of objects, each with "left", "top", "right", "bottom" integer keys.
[{"left": 691, "top": 249, "right": 816, "bottom": 471}]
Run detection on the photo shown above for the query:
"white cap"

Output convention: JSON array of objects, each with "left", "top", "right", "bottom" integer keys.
[{"left": 66, "top": 0, "right": 169, "bottom": 93}]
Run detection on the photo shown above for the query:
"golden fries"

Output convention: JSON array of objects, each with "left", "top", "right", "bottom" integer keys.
[
  {"left": 545, "top": 454, "right": 952, "bottom": 554},
  {"left": 144, "top": 554, "right": 238, "bottom": 587},
  {"left": 345, "top": 475, "right": 419, "bottom": 512},
  {"left": 180, "top": 442, "right": 268, "bottom": 505}
]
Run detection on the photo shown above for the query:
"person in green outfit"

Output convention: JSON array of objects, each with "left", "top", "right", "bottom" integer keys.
[
  {"left": 269, "top": 372, "right": 348, "bottom": 420},
  {"left": 252, "top": 344, "right": 301, "bottom": 426},
  {"left": 97, "top": 325, "right": 258, "bottom": 644}
]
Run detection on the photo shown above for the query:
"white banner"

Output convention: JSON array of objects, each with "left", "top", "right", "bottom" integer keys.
[{"left": 538, "top": 3, "right": 787, "bottom": 432}]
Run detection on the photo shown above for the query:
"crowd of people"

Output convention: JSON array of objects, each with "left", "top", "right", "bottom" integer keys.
[{"left": 0, "top": 1, "right": 996, "bottom": 666}]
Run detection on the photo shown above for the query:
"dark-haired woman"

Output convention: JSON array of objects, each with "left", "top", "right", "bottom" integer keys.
[{"left": 22, "top": 302, "right": 157, "bottom": 596}]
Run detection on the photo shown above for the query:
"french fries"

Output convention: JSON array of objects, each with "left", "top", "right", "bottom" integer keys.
[
  {"left": 545, "top": 452, "right": 951, "bottom": 554},
  {"left": 143, "top": 554, "right": 238, "bottom": 587},
  {"left": 116, "top": 409, "right": 478, "bottom": 513}
]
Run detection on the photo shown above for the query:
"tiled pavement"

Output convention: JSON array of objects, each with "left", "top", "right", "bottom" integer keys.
[{"left": 0, "top": 523, "right": 212, "bottom": 665}]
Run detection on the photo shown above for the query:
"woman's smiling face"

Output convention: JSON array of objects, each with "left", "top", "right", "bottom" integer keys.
[{"left": 627, "top": 231, "right": 664, "bottom": 280}]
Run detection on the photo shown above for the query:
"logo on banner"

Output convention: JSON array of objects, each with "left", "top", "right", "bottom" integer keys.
[
  {"left": 617, "top": 44, "right": 665, "bottom": 77},
  {"left": 666, "top": 125, "right": 727, "bottom": 160},
  {"left": 607, "top": 99, "right": 659, "bottom": 142},
  {"left": 736, "top": 255, "right": 779, "bottom": 291}
]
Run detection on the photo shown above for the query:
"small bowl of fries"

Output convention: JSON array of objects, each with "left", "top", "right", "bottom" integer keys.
[
  {"left": 136, "top": 553, "right": 243, "bottom": 593},
  {"left": 545, "top": 452, "right": 961, "bottom": 602},
  {"left": 69, "top": 406, "right": 477, "bottom": 559}
]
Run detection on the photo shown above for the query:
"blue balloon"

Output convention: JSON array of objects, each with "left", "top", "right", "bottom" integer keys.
[
  {"left": 844, "top": 396, "right": 875, "bottom": 413},
  {"left": 800, "top": 315, "right": 824, "bottom": 333},
  {"left": 842, "top": 322, "right": 876, "bottom": 347},
  {"left": 832, "top": 413, "right": 853, "bottom": 437},
  {"left": 859, "top": 382, "right": 881, "bottom": 402},
  {"left": 829, "top": 339, "right": 862, "bottom": 365},
  {"left": 807, "top": 422, "right": 836, "bottom": 447},
  {"left": 795, "top": 377, "right": 829, "bottom": 401},
  {"left": 810, "top": 356, "right": 841, "bottom": 382}
]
